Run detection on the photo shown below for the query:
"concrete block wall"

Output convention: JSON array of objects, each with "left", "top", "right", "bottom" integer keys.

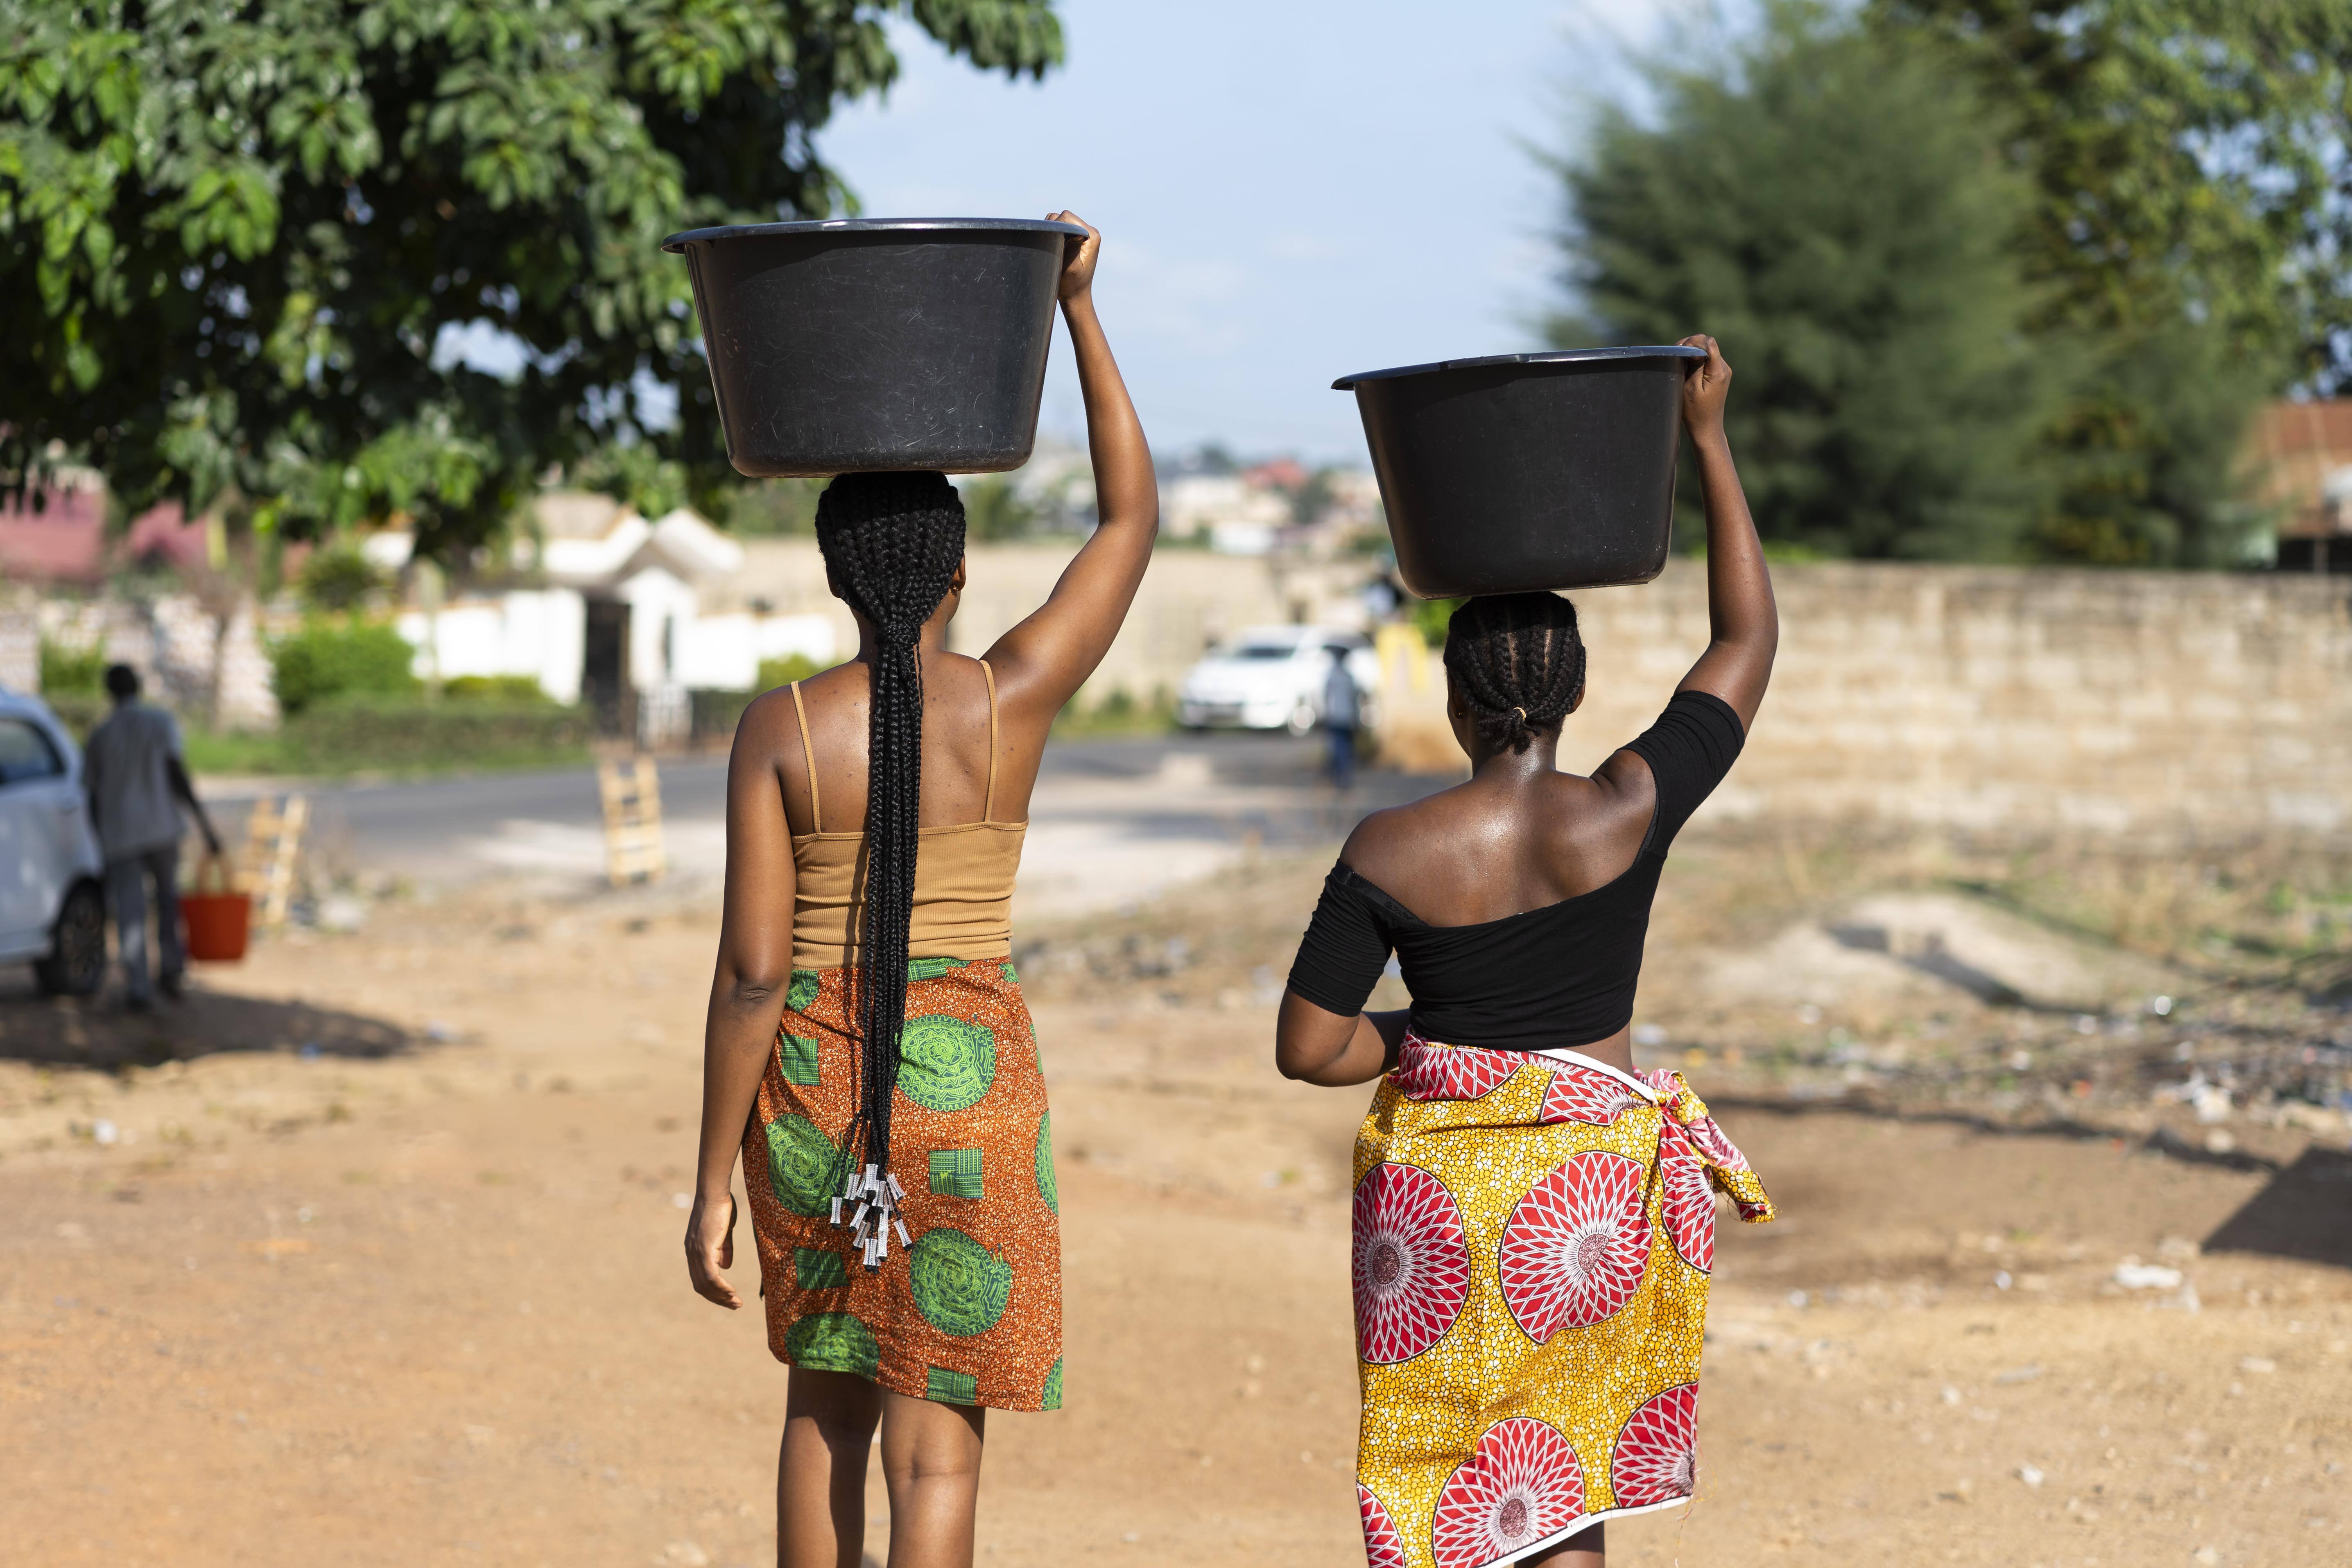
[{"left": 1391, "top": 562, "right": 2352, "bottom": 851}]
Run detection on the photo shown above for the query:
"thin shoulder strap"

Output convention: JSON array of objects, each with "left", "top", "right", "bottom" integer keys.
[
  {"left": 979, "top": 658, "right": 1000, "bottom": 821},
  {"left": 788, "top": 681, "right": 821, "bottom": 833}
]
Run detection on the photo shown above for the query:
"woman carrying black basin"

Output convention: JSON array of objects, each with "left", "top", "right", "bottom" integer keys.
[
  {"left": 685, "top": 214, "right": 1156, "bottom": 1568},
  {"left": 1278, "top": 338, "right": 1778, "bottom": 1568}
]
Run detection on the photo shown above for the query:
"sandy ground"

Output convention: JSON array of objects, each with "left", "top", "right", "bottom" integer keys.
[{"left": 2, "top": 833, "right": 2349, "bottom": 1568}]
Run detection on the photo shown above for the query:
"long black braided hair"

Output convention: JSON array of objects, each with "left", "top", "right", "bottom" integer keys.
[
  {"left": 814, "top": 470, "right": 968, "bottom": 1208},
  {"left": 1441, "top": 592, "right": 1587, "bottom": 754}
]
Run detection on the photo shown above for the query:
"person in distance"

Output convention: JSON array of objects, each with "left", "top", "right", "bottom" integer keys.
[{"left": 1276, "top": 337, "right": 1778, "bottom": 1568}]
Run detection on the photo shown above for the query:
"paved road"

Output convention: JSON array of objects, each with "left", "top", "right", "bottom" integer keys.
[{"left": 203, "top": 732, "right": 1450, "bottom": 898}]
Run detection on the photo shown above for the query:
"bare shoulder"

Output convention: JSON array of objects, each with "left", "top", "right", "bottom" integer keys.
[
  {"left": 731, "top": 686, "right": 804, "bottom": 767},
  {"left": 1337, "top": 790, "right": 1464, "bottom": 889}
]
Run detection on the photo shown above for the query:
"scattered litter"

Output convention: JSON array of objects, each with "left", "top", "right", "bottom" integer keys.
[
  {"left": 1941, "top": 1385, "right": 1962, "bottom": 1405},
  {"left": 2016, "top": 1464, "right": 2044, "bottom": 1488},
  {"left": 2074, "top": 1014, "right": 2099, "bottom": 1035},
  {"left": 2193, "top": 1084, "right": 2232, "bottom": 1125},
  {"left": 2115, "top": 1260, "right": 2183, "bottom": 1291},
  {"left": 1994, "top": 1271, "right": 2013, "bottom": 1290},
  {"left": 2238, "top": 1356, "right": 2277, "bottom": 1375},
  {"left": 1787, "top": 1290, "right": 1809, "bottom": 1308},
  {"left": 672, "top": 1192, "right": 692, "bottom": 1209},
  {"left": 1993, "top": 1364, "right": 2042, "bottom": 1385},
  {"left": 2008, "top": 1049, "right": 2031, "bottom": 1072},
  {"left": 2151, "top": 995, "right": 2173, "bottom": 1016},
  {"left": 91, "top": 1119, "right": 118, "bottom": 1146},
  {"left": 1632, "top": 1023, "right": 1667, "bottom": 1046},
  {"left": 2192, "top": 1548, "right": 2221, "bottom": 1566},
  {"left": 425, "top": 1020, "right": 457, "bottom": 1043},
  {"left": 2203, "top": 1131, "right": 2235, "bottom": 1155}
]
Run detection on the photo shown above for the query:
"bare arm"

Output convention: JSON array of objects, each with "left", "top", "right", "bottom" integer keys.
[
  {"left": 1670, "top": 335, "right": 1777, "bottom": 730},
  {"left": 984, "top": 213, "right": 1158, "bottom": 722},
  {"left": 1274, "top": 993, "right": 1409, "bottom": 1087},
  {"left": 685, "top": 696, "right": 800, "bottom": 1309},
  {"left": 166, "top": 756, "right": 221, "bottom": 855}
]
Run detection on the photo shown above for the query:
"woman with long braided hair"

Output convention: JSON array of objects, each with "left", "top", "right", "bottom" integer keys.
[
  {"left": 685, "top": 214, "right": 1157, "bottom": 1567},
  {"left": 1278, "top": 338, "right": 1780, "bottom": 1568}
]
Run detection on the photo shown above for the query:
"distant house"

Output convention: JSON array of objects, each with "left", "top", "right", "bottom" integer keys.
[
  {"left": 0, "top": 474, "right": 210, "bottom": 584},
  {"left": 389, "top": 493, "right": 831, "bottom": 740},
  {"left": 2247, "top": 400, "right": 2352, "bottom": 572}
]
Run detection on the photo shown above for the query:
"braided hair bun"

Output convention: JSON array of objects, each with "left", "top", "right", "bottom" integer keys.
[
  {"left": 1441, "top": 592, "right": 1586, "bottom": 755},
  {"left": 814, "top": 471, "right": 968, "bottom": 1207}
]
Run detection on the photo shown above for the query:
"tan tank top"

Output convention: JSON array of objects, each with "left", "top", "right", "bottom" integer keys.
[{"left": 788, "top": 659, "right": 1027, "bottom": 968}]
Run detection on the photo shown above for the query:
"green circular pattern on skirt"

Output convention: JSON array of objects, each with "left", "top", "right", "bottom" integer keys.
[
  {"left": 1041, "top": 1356, "right": 1063, "bottom": 1411},
  {"left": 785, "top": 1312, "right": 879, "bottom": 1379},
  {"left": 909, "top": 1227, "right": 1013, "bottom": 1337},
  {"left": 784, "top": 970, "right": 821, "bottom": 1014},
  {"left": 1035, "top": 1111, "right": 1058, "bottom": 1215},
  {"left": 766, "top": 1113, "right": 839, "bottom": 1217},
  {"left": 897, "top": 1015, "right": 997, "bottom": 1112}
]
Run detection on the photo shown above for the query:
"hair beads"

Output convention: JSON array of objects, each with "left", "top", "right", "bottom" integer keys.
[
  {"left": 1442, "top": 593, "right": 1587, "bottom": 755},
  {"left": 814, "top": 470, "right": 968, "bottom": 1264}
]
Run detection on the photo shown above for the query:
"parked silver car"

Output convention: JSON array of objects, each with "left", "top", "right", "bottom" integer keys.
[
  {"left": 1176, "top": 625, "right": 1379, "bottom": 735},
  {"left": 0, "top": 688, "right": 108, "bottom": 994}
]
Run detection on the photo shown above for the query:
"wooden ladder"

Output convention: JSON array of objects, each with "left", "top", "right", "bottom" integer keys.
[
  {"left": 598, "top": 756, "right": 665, "bottom": 886},
  {"left": 239, "top": 794, "right": 308, "bottom": 928}
]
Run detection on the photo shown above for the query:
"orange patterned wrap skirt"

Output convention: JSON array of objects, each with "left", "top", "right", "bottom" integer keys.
[
  {"left": 1351, "top": 1035, "right": 1773, "bottom": 1568},
  {"left": 741, "top": 957, "right": 1062, "bottom": 1412}
]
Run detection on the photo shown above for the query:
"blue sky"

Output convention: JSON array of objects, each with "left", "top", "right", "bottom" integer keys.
[{"left": 816, "top": 1, "right": 1683, "bottom": 464}]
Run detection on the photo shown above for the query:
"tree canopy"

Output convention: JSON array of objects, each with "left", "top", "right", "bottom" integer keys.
[
  {"left": 1875, "top": 0, "right": 2352, "bottom": 384},
  {"left": 1556, "top": 2, "right": 2069, "bottom": 560},
  {"left": 0, "top": 0, "right": 1062, "bottom": 559}
]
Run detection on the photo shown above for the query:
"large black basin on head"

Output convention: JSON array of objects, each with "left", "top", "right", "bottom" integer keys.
[
  {"left": 1333, "top": 346, "right": 1707, "bottom": 598},
  {"left": 662, "top": 217, "right": 1086, "bottom": 477}
]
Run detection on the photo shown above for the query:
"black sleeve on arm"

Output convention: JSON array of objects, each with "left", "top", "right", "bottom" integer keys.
[
  {"left": 1623, "top": 690, "right": 1746, "bottom": 854},
  {"left": 1286, "top": 864, "right": 1396, "bottom": 1018}
]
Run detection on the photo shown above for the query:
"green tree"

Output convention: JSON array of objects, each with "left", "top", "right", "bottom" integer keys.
[
  {"left": 0, "top": 0, "right": 1063, "bottom": 561},
  {"left": 1868, "top": 0, "right": 2340, "bottom": 564},
  {"left": 961, "top": 474, "right": 1035, "bottom": 540},
  {"left": 1556, "top": 2, "right": 2068, "bottom": 559}
]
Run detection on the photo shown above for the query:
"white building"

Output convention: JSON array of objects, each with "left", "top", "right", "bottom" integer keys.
[{"left": 390, "top": 493, "right": 833, "bottom": 740}]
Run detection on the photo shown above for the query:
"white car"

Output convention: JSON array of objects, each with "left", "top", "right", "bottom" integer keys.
[
  {"left": 1176, "top": 625, "right": 1380, "bottom": 735},
  {"left": 0, "top": 688, "right": 107, "bottom": 994}
]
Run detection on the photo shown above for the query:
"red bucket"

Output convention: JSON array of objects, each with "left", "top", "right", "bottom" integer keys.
[{"left": 183, "top": 858, "right": 251, "bottom": 963}]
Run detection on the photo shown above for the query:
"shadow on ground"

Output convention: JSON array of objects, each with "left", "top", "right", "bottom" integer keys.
[
  {"left": 2202, "top": 1146, "right": 2352, "bottom": 1271},
  {"left": 0, "top": 977, "right": 412, "bottom": 1070}
]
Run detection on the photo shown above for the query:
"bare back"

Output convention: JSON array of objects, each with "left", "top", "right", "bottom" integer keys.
[{"left": 1340, "top": 749, "right": 1661, "bottom": 926}]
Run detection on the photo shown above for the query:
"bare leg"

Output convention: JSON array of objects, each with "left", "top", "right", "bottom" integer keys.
[
  {"left": 777, "top": 1369, "right": 882, "bottom": 1568},
  {"left": 1524, "top": 1520, "right": 1602, "bottom": 1566},
  {"left": 877, "top": 1389, "right": 987, "bottom": 1568}
]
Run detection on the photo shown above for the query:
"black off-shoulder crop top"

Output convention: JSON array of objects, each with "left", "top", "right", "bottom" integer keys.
[{"left": 1285, "top": 690, "right": 1746, "bottom": 1052}]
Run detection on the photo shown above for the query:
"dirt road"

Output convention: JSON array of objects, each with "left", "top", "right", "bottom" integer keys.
[{"left": 2, "top": 844, "right": 2347, "bottom": 1567}]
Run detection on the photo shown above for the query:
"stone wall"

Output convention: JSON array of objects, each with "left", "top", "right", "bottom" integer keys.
[{"left": 1382, "top": 562, "right": 2352, "bottom": 851}]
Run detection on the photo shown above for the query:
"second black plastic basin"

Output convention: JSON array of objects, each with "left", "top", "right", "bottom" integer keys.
[{"left": 1334, "top": 346, "right": 1705, "bottom": 598}]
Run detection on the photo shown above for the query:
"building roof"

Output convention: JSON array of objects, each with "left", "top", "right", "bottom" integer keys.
[{"left": 2246, "top": 400, "right": 2352, "bottom": 537}]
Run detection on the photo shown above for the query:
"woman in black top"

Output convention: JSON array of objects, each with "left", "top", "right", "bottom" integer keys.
[{"left": 1278, "top": 337, "right": 1778, "bottom": 1568}]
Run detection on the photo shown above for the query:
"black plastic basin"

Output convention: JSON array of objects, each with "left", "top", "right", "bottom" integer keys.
[
  {"left": 1333, "top": 346, "right": 1707, "bottom": 598},
  {"left": 662, "top": 217, "right": 1086, "bottom": 477}
]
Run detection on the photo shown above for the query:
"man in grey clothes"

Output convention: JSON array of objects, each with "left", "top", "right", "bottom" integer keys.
[{"left": 83, "top": 665, "right": 221, "bottom": 1008}]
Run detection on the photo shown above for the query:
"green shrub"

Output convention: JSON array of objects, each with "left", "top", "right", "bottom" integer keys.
[
  {"left": 271, "top": 620, "right": 419, "bottom": 715},
  {"left": 757, "top": 653, "right": 822, "bottom": 692},
  {"left": 443, "top": 674, "right": 552, "bottom": 704},
  {"left": 279, "top": 696, "right": 590, "bottom": 773},
  {"left": 297, "top": 544, "right": 383, "bottom": 613},
  {"left": 38, "top": 639, "right": 106, "bottom": 695}
]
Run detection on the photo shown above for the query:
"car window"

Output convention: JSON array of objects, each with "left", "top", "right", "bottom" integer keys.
[
  {"left": 1231, "top": 644, "right": 1294, "bottom": 660},
  {"left": 0, "top": 717, "right": 63, "bottom": 787}
]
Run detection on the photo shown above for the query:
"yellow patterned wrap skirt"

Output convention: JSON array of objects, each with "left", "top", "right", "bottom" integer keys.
[{"left": 1350, "top": 1035, "right": 1773, "bottom": 1568}]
